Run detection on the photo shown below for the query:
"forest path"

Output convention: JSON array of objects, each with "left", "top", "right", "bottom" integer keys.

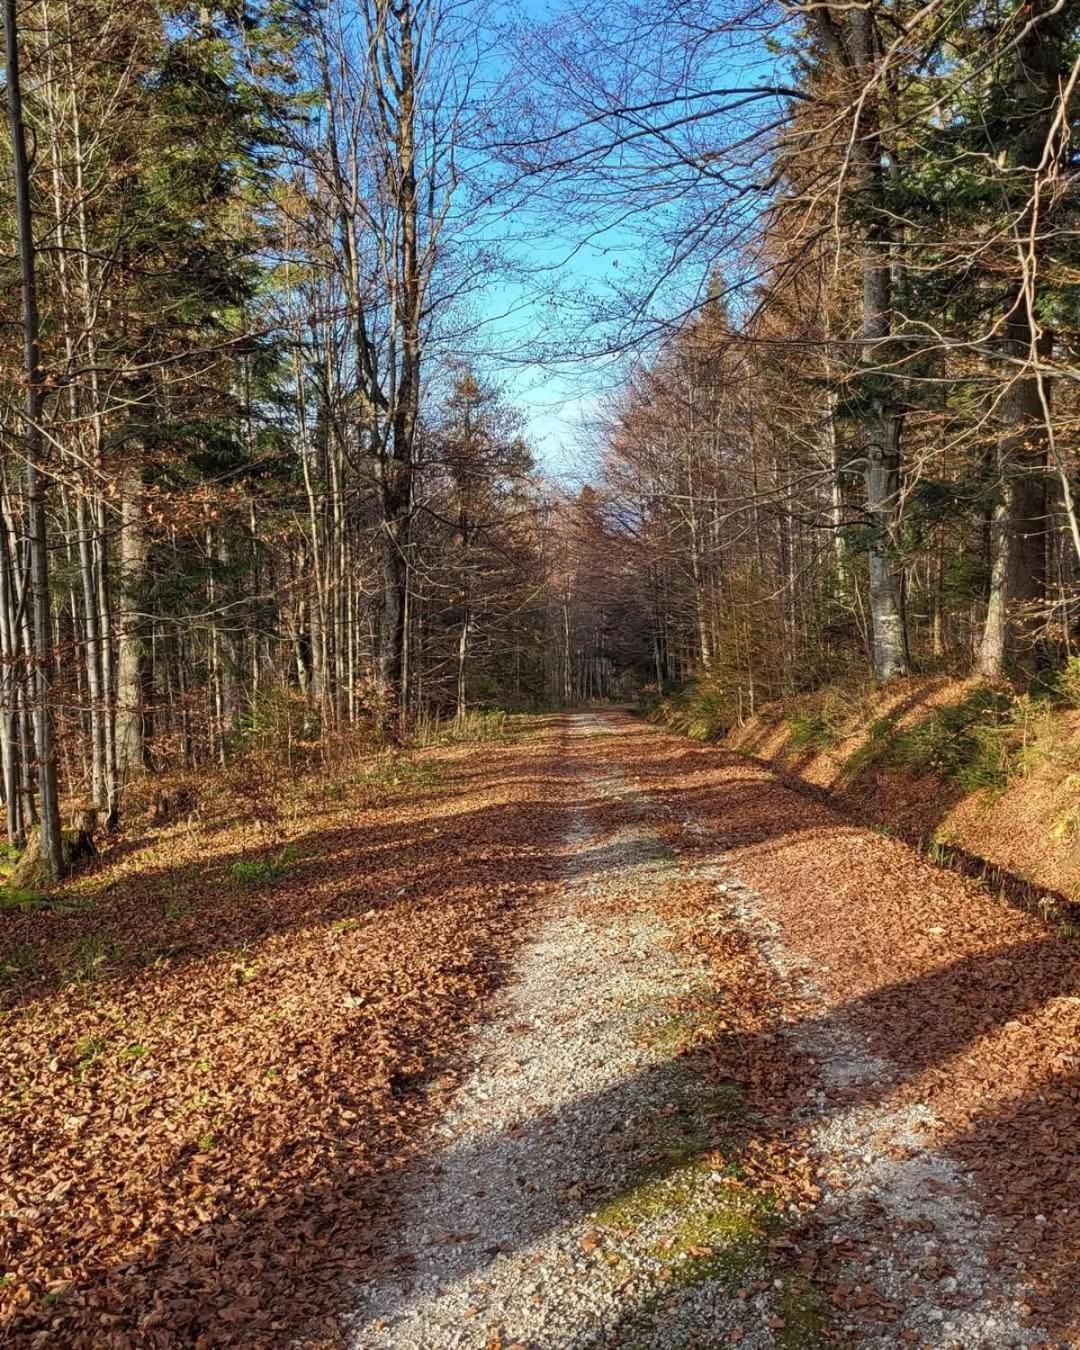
[
  {"left": 349, "top": 711, "right": 1073, "bottom": 1347},
  {"left": 349, "top": 713, "right": 788, "bottom": 1347}
]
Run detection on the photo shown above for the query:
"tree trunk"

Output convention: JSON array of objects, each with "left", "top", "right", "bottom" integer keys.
[
  {"left": 976, "top": 1, "right": 1066, "bottom": 677},
  {"left": 865, "top": 408, "right": 908, "bottom": 680},
  {"left": 456, "top": 608, "right": 470, "bottom": 723},
  {"left": 116, "top": 466, "right": 147, "bottom": 782},
  {"left": 377, "top": 519, "right": 407, "bottom": 714},
  {"left": 4, "top": 0, "right": 63, "bottom": 878},
  {"left": 977, "top": 320, "right": 1050, "bottom": 678},
  {"left": 815, "top": 3, "right": 909, "bottom": 681}
]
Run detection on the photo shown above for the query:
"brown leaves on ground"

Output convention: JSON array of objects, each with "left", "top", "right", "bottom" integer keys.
[
  {"left": 593, "top": 713, "right": 1080, "bottom": 1344},
  {"left": 0, "top": 722, "right": 573, "bottom": 1346},
  {"left": 5, "top": 710, "right": 1077, "bottom": 1346}
]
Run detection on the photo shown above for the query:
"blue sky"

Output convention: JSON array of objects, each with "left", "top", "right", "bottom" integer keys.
[{"left": 458, "top": 0, "right": 785, "bottom": 482}]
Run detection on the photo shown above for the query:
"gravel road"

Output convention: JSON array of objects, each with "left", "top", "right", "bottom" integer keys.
[{"left": 347, "top": 713, "right": 1059, "bottom": 1349}]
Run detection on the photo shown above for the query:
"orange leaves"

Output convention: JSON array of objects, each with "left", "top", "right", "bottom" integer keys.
[
  {"left": 599, "top": 711, "right": 1080, "bottom": 1346},
  {"left": 0, "top": 728, "right": 576, "bottom": 1345}
]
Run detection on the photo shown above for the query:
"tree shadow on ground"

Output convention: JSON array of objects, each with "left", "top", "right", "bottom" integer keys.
[
  {"left": 625, "top": 729, "right": 1080, "bottom": 929},
  {"left": 4, "top": 714, "right": 1076, "bottom": 1344},
  {"left": 682, "top": 685, "right": 1080, "bottom": 929},
  {"left": 54, "top": 928, "right": 1076, "bottom": 1347},
  {"left": 0, "top": 786, "right": 614, "bottom": 1013}
]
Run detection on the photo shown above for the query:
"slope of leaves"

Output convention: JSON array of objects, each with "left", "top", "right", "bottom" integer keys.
[{"left": 0, "top": 723, "right": 573, "bottom": 1345}]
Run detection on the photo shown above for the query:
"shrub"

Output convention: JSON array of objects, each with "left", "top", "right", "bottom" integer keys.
[
  {"left": 884, "top": 687, "right": 1014, "bottom": 793},
  {"left": 786, "top": 710, "right": 838, "bottom": 751},
  {"left": 1031, "top": 658, "right": 1080, "bottom": 712},
  {"left": 648, "top": 683, "right": 733, "bottom": 741}
]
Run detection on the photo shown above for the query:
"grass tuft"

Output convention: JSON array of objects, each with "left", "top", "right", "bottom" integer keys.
[
  {"left": 70, "top": 934, "right": 113, "bottom": 983},
  {"left": 227, "top": 844, "right": 300, "bottom": 887},
  {"left": 786, "top": 710, "right": 839, "bottom": 752}
]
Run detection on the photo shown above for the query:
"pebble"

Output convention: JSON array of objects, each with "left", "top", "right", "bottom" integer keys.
[{"left": 348, "top": 724, "right": 777, "bottom": 1347}]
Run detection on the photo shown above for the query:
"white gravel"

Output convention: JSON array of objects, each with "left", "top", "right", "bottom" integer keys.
[
  {"left": 348, "top": 719, "right": 783, "bottom": 1349},
  {"left": 654, "top": 758, "right": 1052, "bottom": 1349},
  {"left": 348, "top": 713, "right": 1051, "bottom": 1347}
]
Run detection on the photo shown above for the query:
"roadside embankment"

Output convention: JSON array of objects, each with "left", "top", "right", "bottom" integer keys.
[{"left": 648, "top": 674, "right": 1080, "bottom": 925}]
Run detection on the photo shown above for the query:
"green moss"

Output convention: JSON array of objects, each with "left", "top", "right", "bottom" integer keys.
[
  {"left": 597, "top": 1154, "right": 773, "bottom": 1282},
  {"left": 774, "top": 1273, "right": 833, "bottom": 1348},
  {"left": 638, "top": 1012, "right": 699, "bottom": 1053},
  {"left": 0, "top": 842, "right": 19, "bottom": 878},
  {"left": 638, "top": 1005, "right": 720, "bottom": 1054},
  {"left": 0, "top": 885, "right": 51, "bottom": 912}
]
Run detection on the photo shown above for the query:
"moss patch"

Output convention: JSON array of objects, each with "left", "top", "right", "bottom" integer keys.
[
  {"left": 773, "top": 1272, "right": 832, "bottom": 1348},
  {"left": 595, "top": 1071, "right": 776, "bottom": 1292},
  {"left": 636, "top": 1003, "right": 725, "bottom": 1055},
  {"left": 596, "top": 1151, "right": 775, "bottom": 1280}
]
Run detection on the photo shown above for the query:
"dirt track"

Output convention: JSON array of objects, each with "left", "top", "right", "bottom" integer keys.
[
  {"left": 2, "top": 712, "right": 1076, "bottom": 1346},
  {"left": 350, "top": 711, "right": 1078, "bottom": 1348}
]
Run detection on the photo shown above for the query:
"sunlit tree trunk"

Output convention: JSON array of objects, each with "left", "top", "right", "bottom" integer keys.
[
  {"left": 116, "top": 466, "right": 147, "bottom": 782},
  {"left": 5, "top": 0, "right": 63, "bottom": 876},
  {"left": 977, "top": 1, "right": 1067, "bottom": 678}
]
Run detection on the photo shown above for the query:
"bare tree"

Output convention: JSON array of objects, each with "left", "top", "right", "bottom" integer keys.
[{"left": 3, "top": 0, "right": 64, "bottom": 874}]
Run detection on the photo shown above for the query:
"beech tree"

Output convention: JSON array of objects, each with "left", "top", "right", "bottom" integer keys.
[{"left": 3, "top": 0, "right": 62, "bottom": 873}]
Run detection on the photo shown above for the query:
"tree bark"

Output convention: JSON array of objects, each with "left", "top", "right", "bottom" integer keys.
[
  {"left": 976, "top": 0, "right": 1067, "bottom": 677},
  {"left": 4, "top": 0, "right": 63, "bottom": 877},
  {"left": 116, "top": 466, "right": 147, "bottom": 782},
  {"left": 976, "top": 321, "right": 1050, "bottom": 678},
  {"left": 815, "top": 2, "right": 909, "bottom": 681}
]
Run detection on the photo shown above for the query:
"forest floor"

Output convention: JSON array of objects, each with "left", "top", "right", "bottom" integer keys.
[{"left": 0, "top": 712, "right": 1077, "bottom": 1347}]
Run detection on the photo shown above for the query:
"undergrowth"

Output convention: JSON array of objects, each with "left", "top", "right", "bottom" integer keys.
[
  {"left": 595, "top": 1063, "right": 829, "bottom": 1347},
  {"left": 733, "top": 662, "right": 1080, "bottom": 802},
  {"left": 641, "top": 686, "right": 734, "bottom": 741},
  {"left": 871, "top": 686, "right": 1015, "bottom": 793},
  {"left": 227, "top": 844, "right": 301, "bottom": 887},
  {"left": 310, "top": 750, "right": 445, "bottom": 808},
  {"left": 412, "top": 708, "right": 520, "bottom": 745},
  {"left": 786, "top": 710, "right": 839, "bottom": 752}
]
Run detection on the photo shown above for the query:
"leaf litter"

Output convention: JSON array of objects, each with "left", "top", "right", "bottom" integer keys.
[
  {"left": 0, "top": 726, "right": 572, "bottom": 1345},
  {"left": 594, "top": 711, "right": 1079, "bottom": 1347},
  {"left": 2, "top": 710, "right": 1076, "bottom": 1347}
]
